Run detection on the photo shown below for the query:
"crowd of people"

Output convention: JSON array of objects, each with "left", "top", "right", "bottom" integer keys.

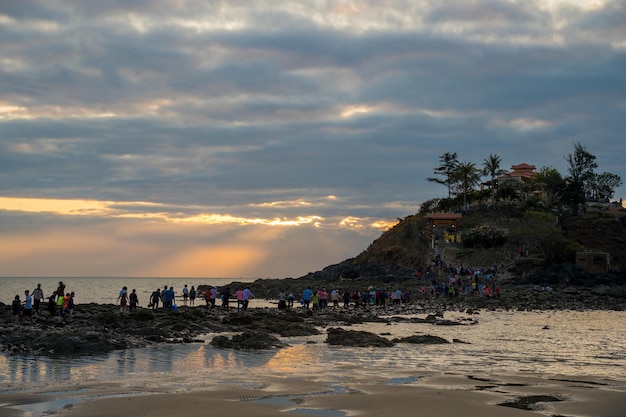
[
  {"left": 139, "top": 285, "right": 256, "bottom": 313},
  {"left": 11, "top": 281, "right": 75, "bottom": 323},
  {"left": 275, "top": 287, "right": 413, "bottom": 313},
  {"left": 10, "top": 254, "right": 500, "bottom": 322},
  {"left": 272, "top": 253, "right": 502, "bottom": 313}
]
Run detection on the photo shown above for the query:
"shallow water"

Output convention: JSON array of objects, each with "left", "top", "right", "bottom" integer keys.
[
  {"left": 1, "top": 310, "right": 624, "bottom": 395},
  {"left": 1, "top": 310, "right": 625, "bottom": 416}
]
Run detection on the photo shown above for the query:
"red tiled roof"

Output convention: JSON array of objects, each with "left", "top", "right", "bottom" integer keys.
[
  {"left": 511, "top": 163, "right": 536, "bottom": 170},
  {"left": 499, "top": 162, "right": 537, "bottom": 180},
  {"left": 425, "top": 213, "right": 463, "bottom": 219}
]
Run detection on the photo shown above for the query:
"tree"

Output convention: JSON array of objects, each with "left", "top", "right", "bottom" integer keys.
[
  {"left": 454, "top": 161, "right": 482, "bottom": 211},
  {"left": 587, "top": 172, "right": 622, "bottom": 201},
  {"left": 509, "top": 211, "right": 583, "bottom": 265},
  {"left": 496, "top": 184, "right": 519, "bottom": 202},
  {"left": 566, "top": 142, "right": 597, "bottom": 183},
  {"left": 482, "top": 154, "right": 505, "bottom": 205},
  {"left": 427, "top": 152, "right": 459, "bottom": 198},
  {"left": 533, "top": 166, "right": 566, "bottom": 210},
  {"left": 564, "top": 142, "right": 597, "bottom": 215}
]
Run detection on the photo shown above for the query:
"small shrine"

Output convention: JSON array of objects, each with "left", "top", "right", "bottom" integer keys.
[{"left": 425, "top": 213, "right": 462, "bottom": 248}]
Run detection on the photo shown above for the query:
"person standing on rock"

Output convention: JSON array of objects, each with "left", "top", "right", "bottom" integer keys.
[
  {"left": 221, "top": 286, "right": 231, "bottom": 311},
  {"left": 236, "top": 288, "right": 245, "bottom": 312},
  {"left": 150, "top": 288, "right": 161, "bottom": 309},
  {"left": 330, "top": 289, "right": 340, "bottom": 307},
  {"left": 278, "top": 290, "right": 287, "bottom": 310},
  {"left": 203, "top": 287, "right": 211, "bottom": 309},
  {"left": 117, "top": 286, "right": 129, "bottom": 314},
  {"left": 12, "top": 295, "right": 22, "bottom": 323},
  {"left": 129, "top": 289, "right": 139, "bottom": 311},
  {"left": 22, "top": 290, "right": 34, "bottom": 323},
  {"left": 287, "top": 291, "right": 295, "bottom": 308},
  {"left": 342, "top": 290, "right": 350, "bottom": 309},
  {"left": 311, "top": 291, "right": 319, "bottom": 313},
  {"left": 32, "top": 283, "right": 44, "bottom": 316},
  {"left": 46, "top": 293, "right": 57, "bottom": 319},
  {"left": 318, "top": 288, "right": 328, "bottom": 309},
  {"left": 160, "top": 285, "right": 167, "bottom": 307},
  {"left": 55, "top": 281, "right": 65, "bottom": 303},
  {"left": 163, "top": 286, "right": 175, "bottom": 309},
  {"left": 210, "top": 287, "right": 218, "bottom": 309},
  {"left": 56, "top": 281, "right": 66, "bottom": 314},
  {"left": 301, "top": 288, "right": 313, "bottom": 309},
  {"left": 182, "top": 285, "right": 189, "bottom": 306},
  {"left": 63, "top": 292, "right": 74, "bottom": 321},
  {"left": 242, "top": 287, "right": 254, "bottom": 310},
  {"left": 189, "top": 286, "right": 196, "bottom": 306}
]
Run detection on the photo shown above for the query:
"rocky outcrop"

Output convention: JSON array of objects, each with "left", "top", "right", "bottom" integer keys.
[
  {"left": 210, "top": 330, "right": 287, "bottom": 350},
  {"left": 325, "top": 327, "right": 395, "bottom": 347},
  {"left": 392, "top": 335, "right": 449, "bottom": 344},
  {"left": 2, "top": 280, "right": 625, "bottom": 358},
  {"left": 221, "top": 309, "right": 321, "bottom": 337},
  {"left": 0, "top": 304, "right": 317, "bottom": 356}
]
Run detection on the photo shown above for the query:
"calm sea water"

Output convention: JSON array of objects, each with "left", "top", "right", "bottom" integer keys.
[
  {"left": 1, "top": 309, "right": 625, "bottom": 392},
  {"left": 0, "top": 277, "right": 258, "bottom": 306}
]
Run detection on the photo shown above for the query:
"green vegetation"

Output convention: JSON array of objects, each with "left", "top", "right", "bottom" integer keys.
[
  {"left": 352, "top": 142, "right": 625, "bottom": 273},
  {"left": 462, "top": 224, "right": 508, "bottom": 249},
  {"left": 424, "top": 142, "right": 621, "bottom": 216}
]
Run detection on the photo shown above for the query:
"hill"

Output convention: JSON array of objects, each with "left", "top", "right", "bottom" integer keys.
[
  {"left": 302, "top": 204, "right": 626, "bottom": 282},
  {"left": 221, "top": 204, "right": 626, "bottom": 309}
]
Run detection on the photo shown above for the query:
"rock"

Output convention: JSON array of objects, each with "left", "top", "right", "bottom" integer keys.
[
  {"left": 2, "top": 272, "right": 625, "bottom": 359},
  {"left": 325, "top": 327, "right": 395, "bottom": 347},
  {"left": 221, "top": 309, "right": 321, "bottom": 337},
  {"left": 210, "top": 330, "right": 286, "bottom": 350},
  {"left": 392, "top": 335, "right": 449, "bottom": 344}
]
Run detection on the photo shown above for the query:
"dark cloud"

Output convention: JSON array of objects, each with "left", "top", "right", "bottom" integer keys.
[{"left": 1, "top": 1, "right": 624, "bottom": 277}]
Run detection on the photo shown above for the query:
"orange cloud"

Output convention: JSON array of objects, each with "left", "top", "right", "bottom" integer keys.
[{"left": 147, "top": 245, "right": 266, "bottom": 277}]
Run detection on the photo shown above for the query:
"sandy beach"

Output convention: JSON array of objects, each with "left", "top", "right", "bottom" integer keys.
[{"left": 2, "top": 371, "right": 625, "bottom": 417}]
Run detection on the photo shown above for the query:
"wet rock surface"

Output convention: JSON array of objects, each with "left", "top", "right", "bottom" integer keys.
[
  {"left": 392, "top": 334, "right": 450, "bottom": 344},
  {"left": 210, "top": 330, "right": 287, "bottom": 350},
  {"left": 325, "top": 327, "right": 395, "bottom": 347},
  {"left": 1, "top": 278, "right": 625, "bottom": 358}
]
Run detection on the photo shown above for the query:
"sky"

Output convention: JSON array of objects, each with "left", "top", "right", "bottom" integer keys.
[{"left": 1, "top": 1, "right": 625, "bottom": 279}]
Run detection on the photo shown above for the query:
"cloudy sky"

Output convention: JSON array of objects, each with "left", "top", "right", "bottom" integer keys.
[{"left": 1, "top": 1, "right": 624, "bottom": 278}]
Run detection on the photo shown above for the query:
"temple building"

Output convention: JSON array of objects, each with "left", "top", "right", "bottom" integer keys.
[{"left": 498, "top": 163, "right": 537, "bottom": 186}]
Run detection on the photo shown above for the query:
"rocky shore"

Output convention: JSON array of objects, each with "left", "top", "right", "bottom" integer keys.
[{"left": 1, "top": 278, "right": 624, "bottom": 358}]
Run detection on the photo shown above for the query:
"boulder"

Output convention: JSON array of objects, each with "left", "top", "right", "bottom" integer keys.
[
  {"left": 210, "top": 330, "right": 287, "bottom": 350},
  {"left": 325, "top": 327, "right": 394, "bottom": 347},
  {"left": 392, "top": 334, "right": 449, "bottom": 344}
]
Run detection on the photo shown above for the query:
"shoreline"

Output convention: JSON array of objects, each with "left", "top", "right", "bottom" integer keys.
[
  {"left": 1, "top": 295, "right": 625, "bottom": 358},
  {"left": 2, "top": 371, "right": 625, "bottom": 417},
  {"left": 1, "top": 307, "right": 625, "bottom": 417}
]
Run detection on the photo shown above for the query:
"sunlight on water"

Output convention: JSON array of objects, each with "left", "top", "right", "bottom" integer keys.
[{"left": 1, "top": 310, "right": 625, "bottom": 394}]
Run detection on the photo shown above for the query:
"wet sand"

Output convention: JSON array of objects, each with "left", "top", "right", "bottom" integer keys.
[{"left": 2, "top": 372, "right": 624, "bottom": 417}]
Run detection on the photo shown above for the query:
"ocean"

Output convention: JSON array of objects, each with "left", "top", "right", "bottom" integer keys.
[
  {"left": 0, "top": 276, "right": 258, "bottom": 306},
  {"left": 1, "top": 277, "right": 625, "bottom": 416}
]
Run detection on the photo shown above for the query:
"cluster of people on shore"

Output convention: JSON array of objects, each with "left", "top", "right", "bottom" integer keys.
[
  {"left": 118, "top": 285, "right": 256, "bottom": 314},
  {"left": 11, "top": 281, "right": 75, "bottom": 323},
  {"left": 275, "top": 287, "right": 413, "bottom": 312},
  {"left": 269, "top": 255, "right": 502, "bottom": 313},
  {"left": 420, "top": 251, "right": 502, "bottom": 300}
]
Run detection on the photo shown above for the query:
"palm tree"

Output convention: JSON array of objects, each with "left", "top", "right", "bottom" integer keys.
[
  {"left": 455, "top": 161, "right": 482, "bottom": 211},
  {"left": 482, "top": 154, "right": 505, "bottom": 205}
]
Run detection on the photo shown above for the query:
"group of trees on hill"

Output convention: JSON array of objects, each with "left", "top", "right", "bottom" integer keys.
[{"left": 424, "top": 142, "right": 622, "bottom": 217}]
